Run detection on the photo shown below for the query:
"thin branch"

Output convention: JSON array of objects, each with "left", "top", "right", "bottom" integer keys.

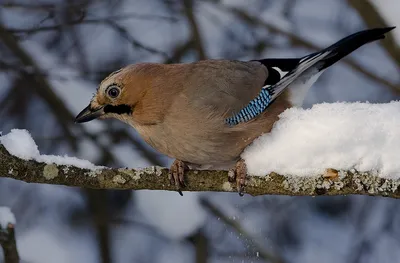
[
  {"left": 348, "top": 0, "right": 400, "bottom": 69},
  {"left": 2, "top": 145, "right": 400, "bottom": 198},
  {"left": 104, "top": 19, "right": 170, "bottom": 59},
  {"left": 165, "top": 39, "right": 195, "bottom": 63},
  {"left": 0, "top": 1, "right": 88, "bottom": 10},
  {"left": 0, "top": 223, "right": 19, "bottom": 263},
  {"left": 85, "top": 190, "right": 112, "bottom": 263},
  {"left": 5, "top": 13, "right": 177, "bottom": 36},
  {"left": 1, "top": 0, "right": 176, "bottom": 22},
  {"left": 182, "top": 0, "right": 206, "bottom": 60},
  {"left": 187, "top": 231, "right": 209, "bottom": 263},
  {"left": 201, "top": 198, "right": 285, "bottom": 263},
  {"left": 0, "top": 23, "right": 78, "bottom": 150}
]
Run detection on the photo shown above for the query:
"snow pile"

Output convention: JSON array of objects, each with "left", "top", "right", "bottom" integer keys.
[
  {"left": 0, "top": 206, "right": 16, "bottom": 229},
  {"left": 1, "top": 129, "right": 40, "bottom": 160},
  {"left": 135, "top": 190, "right": 206, "bottom": 240},
  {"left": 243, "top": 101, "right": 400, "bottom": 178},
  {"left": 0, "top": 129, "right": 101, "bottom": 170}
]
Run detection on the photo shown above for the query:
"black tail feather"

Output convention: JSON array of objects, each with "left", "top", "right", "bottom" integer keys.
[
  {"left": 314, "top": 26, "right": 396, "bottom": 69},
  {"left": 253, "top": 27, "right": 395, "bottom": 87}
]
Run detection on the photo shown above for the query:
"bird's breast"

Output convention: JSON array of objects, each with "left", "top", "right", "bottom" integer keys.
[
  {"left": 130, "top": 114, "right": 243, "bottom": 165},
  {"left": 129, "top": 91, "right": 292, "bottom": 166}
]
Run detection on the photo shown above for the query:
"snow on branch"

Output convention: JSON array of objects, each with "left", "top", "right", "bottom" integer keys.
[
  {"left": 2, "top": 98, "right": 400, "bottom": 199},
  {"left": 1, "top": 102, "right": 400, "bottom": 197}
]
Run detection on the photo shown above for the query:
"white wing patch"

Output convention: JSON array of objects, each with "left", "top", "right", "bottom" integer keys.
[
  {"left": 265, "top": 50, "right": 332, "bottom": 102},
  {"left": 226, "top": 50, "right": 332, "bottom": 126},
  {"left": 271, "top": 66, "right": 289, "bottom": 79}
]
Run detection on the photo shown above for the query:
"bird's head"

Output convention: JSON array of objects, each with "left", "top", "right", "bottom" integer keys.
[{"left": 75, "top": 64, "right": 150, "bottom": 124}]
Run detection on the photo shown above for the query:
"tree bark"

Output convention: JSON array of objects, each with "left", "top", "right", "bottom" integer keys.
[{"left": 1, "top": 145, "right": 400, "bottom": 198}]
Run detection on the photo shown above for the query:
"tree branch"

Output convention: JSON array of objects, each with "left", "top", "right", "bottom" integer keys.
[
  {"left": 182, "top": 0, "right": 207, "bottom": 60},
  {"left": 4, "top": 14, "right": 176, "bottom": 36},
  {"left": 2, "top": 145, "right": 400, "bottom": 198},
  {"left": 201, "top": 198, "right": 285, "bottom": 263},
  {"left": 0, "top": 222, "right": 19, "bottom": 263},
  {"left": 348, "top": 0, "right": 400, "bottom": 69}
]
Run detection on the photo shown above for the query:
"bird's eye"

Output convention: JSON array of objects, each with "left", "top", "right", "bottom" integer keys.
[{"left": 106, "top": 86, "right": 120, "bottom": 98}]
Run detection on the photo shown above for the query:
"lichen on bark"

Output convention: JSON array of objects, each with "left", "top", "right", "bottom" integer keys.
[{"left": 1, "top": 145, "right": 400, "bottom": 198}]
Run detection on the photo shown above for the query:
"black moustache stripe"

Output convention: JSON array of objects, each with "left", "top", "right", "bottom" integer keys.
[{"left": 104, "top": 104, "right": 133, "bottom": 115}]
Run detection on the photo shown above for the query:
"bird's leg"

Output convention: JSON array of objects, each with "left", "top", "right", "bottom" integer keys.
[
  {"left": 228, "top": 159, "right": 247, "bottom": 196},
  {"left": 169, "top": 159, "right": 188, "bottom": 196}
]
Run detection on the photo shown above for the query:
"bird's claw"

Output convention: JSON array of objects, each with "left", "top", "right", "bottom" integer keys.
[
  {"left": 228, "top": 170, "right": 236, "bottom": 183},
  {"left": 169, "top": 159, "right": 187, "bottom": 196},
  {"left": 229, "top": 159, "right": 247, "bottom": 196}
]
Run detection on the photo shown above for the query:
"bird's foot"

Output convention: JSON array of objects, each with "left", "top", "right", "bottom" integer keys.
[
  {"left": 169, "top": 159, "right": 188, "bottom": 196},
  {"left": 228, "top": 159, "right": 247, "bottom": 196},
  {"left": 323, "top": 168, "right": 339, "bottom": 180}
]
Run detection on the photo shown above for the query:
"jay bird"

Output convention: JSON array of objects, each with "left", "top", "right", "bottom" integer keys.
[{"left": 75, "top": 27, "right": 395, "bottom": 196}]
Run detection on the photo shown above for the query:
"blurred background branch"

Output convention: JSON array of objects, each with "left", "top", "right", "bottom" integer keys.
[
  {"left": 348, "top": 0, "right": 400, "bottom": 69},
  {"left": 201, "top": 198, "right": 285, "bottom": 263},
  {"left": 0, "top": 213, "right": 19, "bottom": 263},
  {"left": 219, "top": 4, "right": 400, "bottom": 94}
]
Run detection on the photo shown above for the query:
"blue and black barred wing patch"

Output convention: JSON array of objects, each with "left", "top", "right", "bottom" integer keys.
[
  {"left": 225, "top": 50, "right": 332, "bottom": 126},
  {"left": 225, "top": 86, "right": 275, "bottom": 126}
]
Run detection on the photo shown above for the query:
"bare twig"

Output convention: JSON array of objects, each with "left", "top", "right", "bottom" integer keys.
[
  {"left": 187, "top": 231, "right": 209, "bottom": 263},
  {"left": 6, "top": 13, "right": 177, "bottom": 36},
  {"left": 182, "top": 0, "right": 206, "bottom": 59},
  {"left": 1, "top": 0, "right": 177, "bottom": 22},
  {"left": 201, "top": 198, "right": 285, "bottom": 263},
  {"left": 165, "top": 39, "right": 195, "bottom": 63},
  {"left": 348, "top": 0, "right": 400, "bottom": 69},
  {"left": 0, "top": 1, "right": 88, "bottom": 10},
  {"left": 104, "top": 19, "right": 170, "bottom": 59},
  {"left": 0, "top": 223, "right": 19, "bottom": 263},
  {"left": 85, "top": 190, "right": 112, "bottom": 263}
]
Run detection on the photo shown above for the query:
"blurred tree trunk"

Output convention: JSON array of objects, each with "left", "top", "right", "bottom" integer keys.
[{"left": 86, "top": 190, "right": 112, "bottom": 263}]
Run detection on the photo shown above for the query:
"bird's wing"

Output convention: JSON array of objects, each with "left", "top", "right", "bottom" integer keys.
[
  {"left": 181, "top": 57, "right": 329, "bottom": 125},
  {"left": 182, "top": 60, "right": 269, "bottom": 117},
  {"left": 180, "top": 27, "right": 395, "bottom": 126},
  {"left": 224, "top": 51, "right": 332, "bottom": 126},
  {"left": 225, "top": 26, "right": 395, "bottom": 126}
]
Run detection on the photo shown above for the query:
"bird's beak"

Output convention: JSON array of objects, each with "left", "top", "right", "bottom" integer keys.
[{"left": 75, "top": 104, "right": 105, "bottom": 123}]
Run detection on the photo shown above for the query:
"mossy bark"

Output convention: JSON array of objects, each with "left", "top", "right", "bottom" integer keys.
[{"left": 1, "top": 145, "right": 400, "bottom": 198}]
